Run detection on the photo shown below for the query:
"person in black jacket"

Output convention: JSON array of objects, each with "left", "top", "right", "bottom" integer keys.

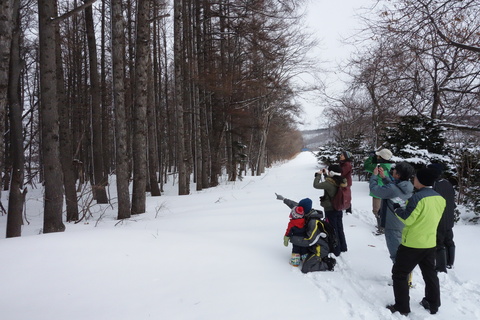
[{"left": 428, "top": 163, "right": 457, "bottom": 272}]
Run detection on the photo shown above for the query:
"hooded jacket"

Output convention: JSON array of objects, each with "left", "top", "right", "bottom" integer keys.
[
  {"left": 369, "top": 175, "right": 414, "bottom": 230},
  {"left": 364, "top": 156, "right": 393, "bottom": 198},
  {"left": 313, "top": 175, "right": 348, "bottom": 211},
  {"left": 394, "top": 187, "right": 446, "bottom": 249}
]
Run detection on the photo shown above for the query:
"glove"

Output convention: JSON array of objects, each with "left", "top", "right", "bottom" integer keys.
[
  {"left": 275, "top": 193, "right": 284, "bottom": 201},
  {"left": 283, "top": 236, "right": 290, "bottom": 247},
  {"left": 393, "top": 203, "right": 401, "bottom": 209}
]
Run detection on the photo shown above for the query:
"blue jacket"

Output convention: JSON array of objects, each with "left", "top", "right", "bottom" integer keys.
[
  {"left": 369, "top": 175, "right": 414, "bottom": 230},
  {"left": 394, "top": 187, "right": 446, "bottom": 249}
]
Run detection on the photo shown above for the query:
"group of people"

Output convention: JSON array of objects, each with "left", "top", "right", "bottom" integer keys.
[
  {"left": 278, "top": 148, "right": 457, "bottom": 316},
  {"left": 367, "top": 148, "right": 456, "bottom": 316},
  {"left": 277, "top": 151, "right": 354, "bottom": 272}
]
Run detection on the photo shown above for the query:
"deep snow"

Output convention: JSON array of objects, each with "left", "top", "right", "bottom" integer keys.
[{"left": 1, "top": 152, "right": 479, "bottom": 320}]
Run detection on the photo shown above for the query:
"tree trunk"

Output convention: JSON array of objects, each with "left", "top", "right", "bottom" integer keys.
[
  {"left": 174, "top": 0, "right": 188, "bottom": 195},
  {"left": 147, "top": 52, "right": 161, "bottom": 196},
  {"left": 85, "top": 5, "right": 108, "bottom": 204},
  {"left": 0, "top": 0, "right": 14, "bottom": 196},
  {"left": 6, "top": 0, "right": 24, "bottom": 237},
  {"left": 56, "top": 1, "right": 79, "bottom": 222},
  {"left": 131, "top": 0, "right": 150, "bottom": 214},
  {"left": 38, "top": 0, "right": 65, "bottom": 233},
  {"left": 111, "top": 0, "right": 131, "bottom": 219}
]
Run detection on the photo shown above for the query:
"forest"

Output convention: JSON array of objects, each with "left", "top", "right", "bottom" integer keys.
[{"left": 0, "top": 0, "right": 479, "bottom": 238}]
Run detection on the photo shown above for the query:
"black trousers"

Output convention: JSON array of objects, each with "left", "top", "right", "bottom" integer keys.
[
  {"left": 325, "top": 210, "right": 347, "bottom": 255},
  {"left": 392, "top": 245, "right": 440, "bottom": 313}
]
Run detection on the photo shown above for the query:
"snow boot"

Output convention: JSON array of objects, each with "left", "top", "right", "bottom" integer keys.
[
  {"left": 446, "top": 245, "right": 455, "bottom": 269},
  {"left": 420, "top": 298, "right": 438, "bottom": 314},
  {"left": 290, "top": 253, "right": 300, "bottom": 267},
  {"left": 386, "top": 305, "right": 409, "bottom": 316},
  {"left": 435, "top": 246, "right": 447, "bottom": 273}
]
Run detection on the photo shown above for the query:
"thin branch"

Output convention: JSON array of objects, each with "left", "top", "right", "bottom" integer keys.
[{"left": 51, "top": 0, "right": 97, "bottom": 24}]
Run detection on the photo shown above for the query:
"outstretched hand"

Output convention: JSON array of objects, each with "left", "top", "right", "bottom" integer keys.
[{"left": 275, "top": 193, "right": 284, "bottom": 201}]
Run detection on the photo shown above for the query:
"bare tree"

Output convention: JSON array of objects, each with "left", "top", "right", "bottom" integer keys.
[
  {"left": 38, "top": 0, "right": 65, "bottom": 233},
  {"left": 85, "top": 4, "right": 109, "bottom": 204},
  {"left": 6, "top": 0, "right": 24, "bottom": 237},
  {"left": 173, "top": 0, "right": 188, "bottom": 195},
  {"left": 131, "top": 0, "right": 150, "bottom": 213},
  {"left": 0, "top": 0, "right": 14, "bottom": 197},
  {"left": 111, "top": 0, "right": 131, "bottom": 219}
]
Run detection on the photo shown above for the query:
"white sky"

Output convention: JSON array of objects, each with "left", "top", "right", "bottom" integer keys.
[{"left": 298, "top": 0, "right": 374, "bottom": 130}]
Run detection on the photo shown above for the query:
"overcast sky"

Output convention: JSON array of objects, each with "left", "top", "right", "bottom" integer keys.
[{"left": 298, "top": 0, "right": 373, "bottom": 130}]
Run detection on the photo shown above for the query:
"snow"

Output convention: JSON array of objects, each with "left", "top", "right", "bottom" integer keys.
[{"left": 1, "top": 151, "right": 479, "bottom": 320}]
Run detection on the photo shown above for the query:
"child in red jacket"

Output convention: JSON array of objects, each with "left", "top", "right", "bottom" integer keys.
[{"left": 284, "top": 206, "right": 308, "bottom": 266}]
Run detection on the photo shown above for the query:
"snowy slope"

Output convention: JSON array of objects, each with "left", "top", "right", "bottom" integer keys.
[{"left": 0, "top": 152, "right": 479, "bottom": 320}]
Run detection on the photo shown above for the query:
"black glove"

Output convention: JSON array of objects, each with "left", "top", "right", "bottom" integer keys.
[
  {"left": 275, "top": 193, "right": 284, "bottom": 201},
  {"left": 393, "top": 203, "right": 401, "bottom": 209}
]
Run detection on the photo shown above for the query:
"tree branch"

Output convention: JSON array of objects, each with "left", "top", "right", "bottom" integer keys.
[
  {"left": 51, "top": 0, "right": 97, "bottom": 24},
  {"left": 429, "top": 17, "right": 480, "bottom": 54}
]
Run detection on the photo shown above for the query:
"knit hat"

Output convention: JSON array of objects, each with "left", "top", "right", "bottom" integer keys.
[
  {"left": 289, "top": 206, "right": 304, "bottom": 219},
  {"left": 427, "top": 163, "right": 444, "bottom": 177},
  {"left": 416, "top": 168, "right": 438, "bottom": 187},
  {"left": 328, "top": 164, "right": 342, "bottom": 177},
  {"left": 298, "top": 198, "right": 312, "bottom": 213},
  {"left": 376, "top": 148, "right": 393, "bottom": 161},
  {"left": 342, "top": 151, "right": 353, "bottom": 160}
]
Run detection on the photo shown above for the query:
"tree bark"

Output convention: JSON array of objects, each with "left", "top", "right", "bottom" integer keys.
[
  {"left": 0, "top": 0, "right": 14, "bottom": 196},
  {"left": 85, "top": 4, "right": 108, "bottom": 204},
  {"left": 38, "top": 0, "right": 65, "bottom": 233},
  {"left": 6, "top": 0, "right": 24, "bottom": 237},
  {"left": 174, "top": 0, "right": 188, "bottom": 195},
  {"left": 131, "top": 0, "right": 150, "bottom": 214},
  {"left": 56, "top": 1, "right": 79, "bottom": 222},
  {"left": 111, "top": 0, "right": 131, "bottom": 219}
]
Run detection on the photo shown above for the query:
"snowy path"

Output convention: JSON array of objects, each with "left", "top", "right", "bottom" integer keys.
[{"left": 0, "top": 151, "right": 479, "bottom": 320}]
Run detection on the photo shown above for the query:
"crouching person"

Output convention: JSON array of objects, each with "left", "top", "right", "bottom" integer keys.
[{"left": 276, "top": 194, "right": 336, "bottom": 273}]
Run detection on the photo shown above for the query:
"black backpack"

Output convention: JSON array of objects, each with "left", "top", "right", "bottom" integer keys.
[{"left": 314, "top": 217, "right": 338, "bottom": 253}]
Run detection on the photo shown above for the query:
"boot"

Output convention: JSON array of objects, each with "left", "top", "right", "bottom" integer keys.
[
  {"left": 435, "top": 247, "right": 447, "bottom": 273},
  {"left": 290, "top": 253, "right": 300, "bottom": 267},
  {"left": 446, "top": 245, "right": 455, "bottom": 268},
  {"left": 374, "top": 213, "right": 384, "bottom": 235}
]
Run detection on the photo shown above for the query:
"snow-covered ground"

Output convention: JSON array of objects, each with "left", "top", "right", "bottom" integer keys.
[{"left": 1, "top": 152, "right": 479, "bottom": 320}]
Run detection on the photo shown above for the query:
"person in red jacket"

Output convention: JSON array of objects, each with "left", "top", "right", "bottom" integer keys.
[
  {"left": 283, "top": 205, "right": 308, "bottom": 267},
  {"left": 339, "top": 151, "right": 353, "bottom": 213}
]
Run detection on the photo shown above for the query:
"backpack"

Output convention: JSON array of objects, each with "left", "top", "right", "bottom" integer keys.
[
  {"left": 315, "top": 217, "right": 338, "bottom": 253},
  {"left": 331, "top": 186, "right": 351, "bottom": 211}
]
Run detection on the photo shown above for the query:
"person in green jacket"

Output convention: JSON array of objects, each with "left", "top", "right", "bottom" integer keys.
[
  {"left": 363, "top": 148, "right": 394, "bottom": 234},
  {"left": 386, "top": 168, "right": 446, "bottom": 316},
  {"left": 313, "top": 164, "right": 348, "bottom": 256}
]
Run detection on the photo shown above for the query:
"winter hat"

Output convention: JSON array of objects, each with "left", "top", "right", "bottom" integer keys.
[
  {"left": 394, "top": 162, "right": 415, "bottom": 181},
  {"left": 298, "top": 198, "right": 313, "bottom": 213},
  {"left": 427, "top": 163, "right": 444, "bottom": 178},
  {"left": 376, "top": 148, "right": 393, "bottom": 161},
  {"left": 342, "top": 151, "right": 353, "bottom": 160},
  {"left": 290, "top": 206, "right": 305, "bottom": 219},
  {"left": 328, "top": 164, "right": 342, "bottom": 177},
  {"left": 416, "top": 168, "right": 438, "bottom": 187}
]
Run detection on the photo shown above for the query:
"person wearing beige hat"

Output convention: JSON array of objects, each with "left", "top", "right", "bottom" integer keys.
[{"left": 364, "top": 148, "right": 394, "bottom": 235}]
